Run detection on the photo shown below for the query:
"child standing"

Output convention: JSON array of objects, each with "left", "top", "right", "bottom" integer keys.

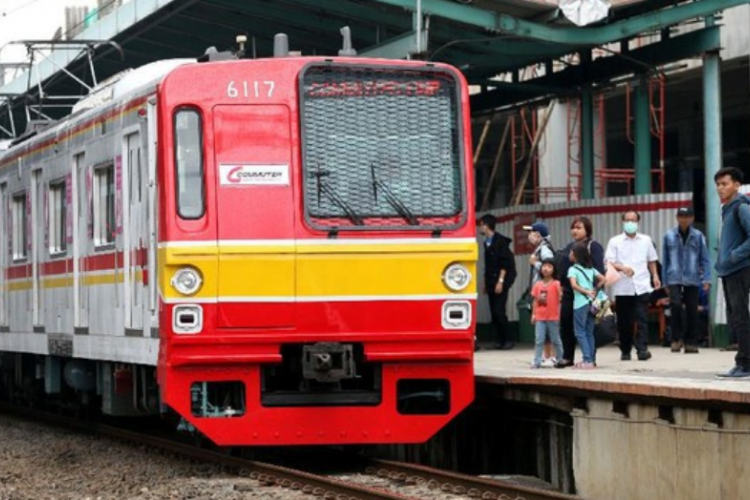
[
  {"left": 531, "top": 259, "right": 564, "bottom": 368},
  {"left": 567, "top": 242, "right": 606, "bottom": 369}
]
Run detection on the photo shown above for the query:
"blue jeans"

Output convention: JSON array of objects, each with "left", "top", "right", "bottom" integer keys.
[
  {"left": 573, "top": 305, "right": 596, "bottom": 363},
  {"left": 534, "top": 320, "right": 564, "bottom": 366}
]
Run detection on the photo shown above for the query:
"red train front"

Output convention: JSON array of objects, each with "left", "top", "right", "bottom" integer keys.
[{"left": 157, "top": 57, "right": 477, "bottom": 445}]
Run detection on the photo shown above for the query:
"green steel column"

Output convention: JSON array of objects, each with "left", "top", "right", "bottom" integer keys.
[
  {"left": 581, "top": 87, "right": 594, "bottom": 199},
  {"left": 703, "top": 15, "right": 722, "bottom": 321},
  {"left": 634, "top": 77, "right": 652, "bottom": 194}
]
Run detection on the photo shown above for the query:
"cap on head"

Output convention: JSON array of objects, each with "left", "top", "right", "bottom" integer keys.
[
  {"left": 522, "top": 222, "right": 550, "bottom": 238},
  {"left": 677, "top": 207, "right": 695, "bottom": 217}
]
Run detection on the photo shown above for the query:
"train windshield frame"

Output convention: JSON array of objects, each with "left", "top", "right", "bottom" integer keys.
[{"left": 299, "top": 63, "right": 467, "bottom": 231}]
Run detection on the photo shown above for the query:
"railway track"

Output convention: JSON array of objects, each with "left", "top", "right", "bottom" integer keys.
[
  {"left": 363, "top": 458, "right": 578, "bottom": 500},
  {"left": 0, "top": 403, "right": 579, "bottom": 500}
]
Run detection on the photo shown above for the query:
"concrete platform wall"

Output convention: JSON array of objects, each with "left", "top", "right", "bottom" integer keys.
[{"left": 574, "top": 399, "right": 750, "bottom": 500}]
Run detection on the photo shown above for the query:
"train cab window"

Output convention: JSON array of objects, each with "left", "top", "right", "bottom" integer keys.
[
  {"left": 12, "top": 193, "right": 27, "bottom": 260},
  {"left": 174, "top": 109, "right": 205, "bottom": 219},
  {"left": 49, "top": 180, "right": 67, "bottom": 255},
  {"left": 93, "top": 164, "right": 115, "bottom": 247}
]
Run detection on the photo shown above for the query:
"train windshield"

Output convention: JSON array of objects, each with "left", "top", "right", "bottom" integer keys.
[{"left": 300, "top": 64, "right": 465, "bottom": 230}]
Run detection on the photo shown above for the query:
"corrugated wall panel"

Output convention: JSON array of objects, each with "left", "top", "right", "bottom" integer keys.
[{"left": 477, "top": 192, "right": 693, "bottom": 323}]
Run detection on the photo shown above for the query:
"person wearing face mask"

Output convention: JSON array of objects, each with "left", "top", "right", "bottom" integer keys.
[
  {"left": 605, "top": 210, "right": 661, "bottom": 361},
  {"left": 479, "top": 214, "right": 517, "bottom": 350}
]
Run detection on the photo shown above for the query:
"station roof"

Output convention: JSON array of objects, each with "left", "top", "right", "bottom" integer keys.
[{"left": 0, "top": 0, "right": 741, "bottom": 139}]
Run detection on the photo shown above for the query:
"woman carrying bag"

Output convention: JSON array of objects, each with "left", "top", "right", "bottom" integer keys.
[{"left": 556, "top": 216, "right": 605, "bottom": 368}]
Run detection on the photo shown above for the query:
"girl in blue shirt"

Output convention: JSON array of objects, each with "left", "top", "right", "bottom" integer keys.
[{"left": 567, "top": 241, "right": 606, "bottom": 369}]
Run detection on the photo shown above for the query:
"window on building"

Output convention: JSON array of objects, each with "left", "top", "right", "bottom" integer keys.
[
  {"left": 94, "top": 164, "right": 115, "bottom": 247},
  {"left": 174, "top": 108, "right": 205, "bottom": 219},
  {"left": 12, "top": 193, "right": 27, "bottom": 260},
  {"left": 49, "top": 180, "right": 67, "bottom": 255}
]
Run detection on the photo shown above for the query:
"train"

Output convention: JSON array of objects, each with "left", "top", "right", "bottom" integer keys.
[{"left": 0, "top": 37, "right": 477, "bottom": 446}]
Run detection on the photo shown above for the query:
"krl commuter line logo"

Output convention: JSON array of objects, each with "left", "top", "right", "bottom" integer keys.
[{"left": 219, "top": 164, "right": 290, "bottom": 186}]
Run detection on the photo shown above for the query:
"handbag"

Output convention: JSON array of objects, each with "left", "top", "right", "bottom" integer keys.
[
  {"left": 605, "top": 262, "right": 621, "bottom": 286},
  {"left": 594, "top": 313, "right": 617, "bottom": 347},
  {"left": 592, "top": 291, "right": 612, "bottom": 323},
  {"left": 575, "top": 265, "right": 610, "bottom": 321}
]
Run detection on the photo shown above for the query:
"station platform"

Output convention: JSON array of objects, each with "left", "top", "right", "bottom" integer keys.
[{"left": 474, "top": 344, "right": 750, "bottom": 405}]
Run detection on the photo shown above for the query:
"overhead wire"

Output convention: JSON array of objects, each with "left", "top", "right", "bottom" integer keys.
[{"left": 0, "top": 0, "right": 45, "bottom": 19}]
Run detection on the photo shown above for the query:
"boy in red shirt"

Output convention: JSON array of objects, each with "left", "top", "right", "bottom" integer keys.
[{"left": 531, "top": 259, "right": 564, "bottom": 368}]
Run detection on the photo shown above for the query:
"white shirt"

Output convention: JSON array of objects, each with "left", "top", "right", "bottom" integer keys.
[{"left": 605, "top": 232, "right": 658, "bottom": 296}]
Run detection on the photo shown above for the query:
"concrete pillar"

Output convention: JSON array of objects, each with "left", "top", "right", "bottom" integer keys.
[
  {"left": 538, "top": 100, "right": 571, "bottom": 204},
  {"left": 634, "top": 77, "right": 652, "bottom": 194},
  {"left": 703, "top": 15, "right": 722, "bottom": 312},
  {"left": 581, "top": 87, "right": 594, "bottom": 199}
]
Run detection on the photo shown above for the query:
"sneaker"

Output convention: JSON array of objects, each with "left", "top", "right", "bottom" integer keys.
[
  {"left": 717, "top": 365, "right": 750, "bottom": 378},
  {"left": 620, "top": 353, "right": 632, "bottom": 361},
  {"left": 573, "top": 362, "right": 596, "bottom": 369},
  {"left": 637, "top": 350, "right": 652, "bottom": 361},
  {"left": 555, "top": 359, "right": 574, "bottom": 369},
  {"left": 530, "top": 363, "right": 541, "bottom": 369},
  {"left": 541, "top": 357, "right": 556, "bottom": 368},
  {"left": 670, "top": 341, "right": 682, "bottom": 353},
  {"left": 683, "top": 345, "right": 699, "bottom": 354}
]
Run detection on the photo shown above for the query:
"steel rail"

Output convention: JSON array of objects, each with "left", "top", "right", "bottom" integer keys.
[
  {"left": 365, "top": 458, "right": 581, "bottom": 500},
  {"left": 0, "top": 404, "right": 411, "bottom": 500}
]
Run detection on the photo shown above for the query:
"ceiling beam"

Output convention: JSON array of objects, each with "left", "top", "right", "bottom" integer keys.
[
  {"left": 471, "top": 25, "right": 721, "bottom": 112},
  {"left": 374, "top": 0, "right": 749, "bottom": 45}
]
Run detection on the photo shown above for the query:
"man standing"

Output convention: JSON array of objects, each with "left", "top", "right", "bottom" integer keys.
[
  {"left": 662, "top": 207, "right": 711, "bottom": 354},
  {"left": 479, "top": 214, "right": 517, "bottom": 350},
  {"left": 605, "top": 210, "right": 661, "bottom": 361},
  {"left": 714, "top": 167, "right": 750, "bottom": 378}
]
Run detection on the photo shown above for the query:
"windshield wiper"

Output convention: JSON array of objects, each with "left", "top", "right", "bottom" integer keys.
[
  {"left": 312, "top": 166, "right": 364, "bottom": 226},
  {"left": 370, "top": 163, "right": 419, "bottom": 226}
]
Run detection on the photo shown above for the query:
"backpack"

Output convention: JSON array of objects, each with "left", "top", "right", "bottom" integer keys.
[{"left": 733, "top": 199, "right": 750, "bottom": 234}]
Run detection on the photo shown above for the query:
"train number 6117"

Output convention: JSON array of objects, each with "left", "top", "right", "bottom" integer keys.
[{"left": 227, "top": 80, "right": 275, "bottom": 98}]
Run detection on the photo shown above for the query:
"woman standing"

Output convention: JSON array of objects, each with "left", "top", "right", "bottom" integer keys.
[{"left": 556, "top": 216, "right": 605, "bottom": 368}]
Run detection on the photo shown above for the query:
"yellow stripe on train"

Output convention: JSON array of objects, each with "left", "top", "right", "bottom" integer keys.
[{"left": 159, "top": 241, "right": 477, "bottom": 300}]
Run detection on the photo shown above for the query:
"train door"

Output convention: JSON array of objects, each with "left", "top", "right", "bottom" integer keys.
[
  {"left": 212, "top": 105, "right": 295, "bottom": 328},
  {"left": 123, "top": 131, "right": 145, "bottom": 333},
  {"left": 0, "top": 182, "right": 6, "bottom": 327},
  {"left": 31, "top": 169, "right": 42, "bottom": 327},
  {"left": 73, "top": 153, "right": 88, "bottom": 330}
]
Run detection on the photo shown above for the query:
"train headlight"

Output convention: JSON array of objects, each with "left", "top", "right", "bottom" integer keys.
[
  {"left": 442, "top": 263, "right": 471, "bottom": 292},
  {"left": 171, "top": 267, "right": 203, "bottom": 296}
]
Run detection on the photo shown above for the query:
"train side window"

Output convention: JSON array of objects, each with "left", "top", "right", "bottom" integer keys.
[
  {"left": 93, "top": 164, "right": 115, "bottom": 247},
  {"left": 12, "top": 192, "right": 27, "bottom": 261},
  {"left": 49, "top": 180, "right": 67, "bottom": 255},
  {"left": 174, "top": 108, "right": 205, "bottom": 219}
]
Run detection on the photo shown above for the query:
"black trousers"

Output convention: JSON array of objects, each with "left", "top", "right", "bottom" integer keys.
[
  {"left": 487, "top": 286, "right": 511, "bottom": 345},
  {"left": 559, "top": 293, "right": 576, "bottom": 362},
  {"left": 723, "top": 267, "right": 750, "bottom": 368},
  {"left": 615, "top": 293, "right": 650, "bottom": 354},
  {"left": 667, "top": 285, "right": 700, "bottom": 346}
]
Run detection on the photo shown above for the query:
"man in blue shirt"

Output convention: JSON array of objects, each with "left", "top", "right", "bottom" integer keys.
[
  {"left": 662, "top": 206, "right": 711, "bottom": 354},
  {"left": 714, "top": 167, "right": 750, "bottom": 378}
]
